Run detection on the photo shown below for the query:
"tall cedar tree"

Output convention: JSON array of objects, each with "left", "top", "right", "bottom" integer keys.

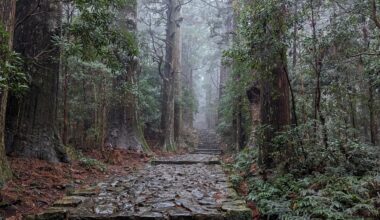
[
  {"left": 161, "top": 0, "right": 182, "bottom": 151},
  {"left": 0, "top": 0, "right": 16, "bottom": 183},
  {"left": 258, "top": 2, "right": 291, "bottom": 168},
  {"left": 107, "top": 1, "right": 149, "bottom": 152},
  {"left": 6, "top": 0, "right": 68, "bottom": 162}
]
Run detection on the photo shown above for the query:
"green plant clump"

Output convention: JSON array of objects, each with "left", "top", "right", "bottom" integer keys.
[
  {"left": 79, "top": 157, "right": 107, "bottom": 172},
  {"left": 229, "top": 147, "right": 380, "bottom": 220}
]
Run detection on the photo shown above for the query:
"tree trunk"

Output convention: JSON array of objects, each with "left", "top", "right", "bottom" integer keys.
[
  {"left": 369, "top": 83, "right": 377, "bottom": 145},
  {"left": 172, "top": 0, "right": 182, "bottom": 145},
  {"left": 256, "top": 2, "right": 291, "bottom": 168},
  {"left": 260, "top": 63, "right": 291, "bottom": 168},
  {"left": 107, "top": 1, "right": 149, "bottom": 152},
  {"left": 0, "top": 0, "right": 16, "bottom": 183},
  {"left": 247, "top": 85, "right": 260, "bottom": 147},
  {"left": 6, "top": 0, "right": 68, "bottom": 163},
  {"left": 161, "top": 0, "right": 182, "bottom": 151},
  {"left": 161, "top": 79, "right": 175, "bottom": 151},
  {"left": 62, "top": 62, "right": 69, "bottom": 145}
]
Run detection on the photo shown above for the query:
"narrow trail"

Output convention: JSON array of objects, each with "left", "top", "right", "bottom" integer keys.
[{"left": 29, "top": 130, "right": 252, "bottom": 220}]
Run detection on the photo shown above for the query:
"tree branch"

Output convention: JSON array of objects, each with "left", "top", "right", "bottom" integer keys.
[{"left": 371, "top": 0, "right": 380, "bottom": 29}]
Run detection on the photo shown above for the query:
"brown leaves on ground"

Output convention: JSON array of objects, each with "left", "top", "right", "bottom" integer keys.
[{"left": 0, "top": 149, "right": 148, "bottom": 219}]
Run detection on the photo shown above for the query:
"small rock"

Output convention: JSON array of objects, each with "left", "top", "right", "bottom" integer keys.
[
  {"left": 123, "top": 202, "right": 134, "bottom": 210},
  {"left": 69, "top": 187, "right": 98, "bottom": 196},
  {"left": 199, "top": 198, "right": 217, "bottom": 206},
  {"left": 95, "top": 204, "right": 116, "bottom": 215},
  {"left": 139, "top": 211, "right": 165, "bottom": 219},
  {"left": 74, "top": 180, "right": 82, "bottom": 184},
  {"left": 53, "top": 196, "right": 86, "bottom": 207},
  {"left": 222, "top": 202, "right": 252, "bottom": 220},
  {"left": 152, "top": 201, "right": 176, "bottom": 211},
  {"left": 192, "top": 189, "right": 205, "bottom": 200}
]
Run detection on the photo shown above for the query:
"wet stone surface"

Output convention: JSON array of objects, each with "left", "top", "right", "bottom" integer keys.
[
  {"left": 152, "top": 154, "right": 220, "bottom": 165},
  {"left": 29, "top": 153, "right": 251, "bottom": 220}
]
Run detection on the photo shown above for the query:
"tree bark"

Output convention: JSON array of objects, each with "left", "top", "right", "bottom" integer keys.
[
  {"left": 0, "top": 0, "right": 16, "bottom": 183},
  {"left": 258, "top": 3, "right": 291, "bottom": 168},
  {"left": 260, "top": 63, "right": 291, "bottom": 168},
  {"left": 161, "top": 0, "right": 182, "bottom": 151},
  {"left": 173, "top": 0, "right": 182, "bottom": 145},
  {"left": 371, "top": 0, "right": 380, "bottom": 29},
  {"left": 107, "top": 1, "right": 149, "bottom": 152},
  {"left": 247, "top": 84, "right": 260, "bottom": 147},
  {"left": 368, "top": 83, "right": 377, "bottom": 145},
  {"left": 6, "top": 0, "right": 68, "bottom": 163}
]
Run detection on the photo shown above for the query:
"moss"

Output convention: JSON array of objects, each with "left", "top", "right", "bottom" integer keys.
[{"left": 0, "top": 158, "right": 12, "bottom": 187}]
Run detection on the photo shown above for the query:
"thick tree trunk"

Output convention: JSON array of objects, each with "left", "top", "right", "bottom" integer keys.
[
  {"left": 260, "top": 63, "right": 291, "bottom": 168},
  {"left": 161, "top": 79, "right": 175, "bottom": 151},
  {"left": 255, "top": 2, "right": 291, "bottom": 168},
  {"left": 107, "top": 1, "right": 149, "bottom": 152},
  {"left": 5, "top": 0, "right": 68, "bottom": 163},
  {"left": 247, "top": 85, "right": 260, "bottom": 147},
  {"left": 62, "top": 63, "right": 69, "bottom": 145},
  {"left": 172, "top": 0, "right": 182, "bottom": 145},
  {"left": 161, "top": 0, "right": 182, "bottom": 151},
  {"left": 0, "top": 0, "right": 16, "bottom": 183}
]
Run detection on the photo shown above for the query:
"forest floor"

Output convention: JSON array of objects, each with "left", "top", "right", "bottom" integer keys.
[{"left": 0, "top": 149, "right": 155, "bottom": 219}]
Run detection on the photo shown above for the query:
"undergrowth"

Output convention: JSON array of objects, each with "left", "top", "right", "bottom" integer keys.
[
  {"left": 65, "top": 145, "right": 107, "bottom": 172},
  {"left": 227, "top": 144, "right": 380, "bottom": 220}
]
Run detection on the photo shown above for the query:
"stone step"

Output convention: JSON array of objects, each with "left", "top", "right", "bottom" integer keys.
[
  {"left": 198, "top": 145, "right": 219, "bottom": 148},
  {"left": 152, "top": 154, "right": 220, "bottom": 165},
  {"left": 152, "top": 159, "right": 220, "bottom": 165},
  {"left": 192, "top": 150, "right": 222, "bottom": 155}
]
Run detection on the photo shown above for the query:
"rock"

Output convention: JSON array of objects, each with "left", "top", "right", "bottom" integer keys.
[
  {"left": 152, "top": 201, "right": 176, "bottom": 211},
  {"left": 74, "top": 180, "right": 82, "bottom": 184},
  {"left": 106, "top": 186, "right": 125, "bottom": 193},
  {"left": 111, "top": 180, "right": 120, "bottom": 187},
  {"left": 168, "top": 208, "right": 192, "bottom": 219},
  {"left": 53, "top": 196, "right": 86, "bottom": 207},
  {"left": 123, "top": 202, "right": 134, "bottom": 210},
  {"left": 69, "top": 187, "right": 98, "bottom": 197},
  {"left": 194, "top": 213, "right": 224, "bottom": 220},
  {"left": 139, "top": 211, "right": 165, "bottom": 219},
  {"left": 94, "top": 204, "right": 116, "bottom": 215},
  {"left": 33, "top": 207, "right": 68, "bottom": 220},
  {"left": 222, "top": 202, "right": 252, "bottom": 220},
  {"left": 226, "top": 188, "right": 238, "bottom": 199},
  {"left": 199, "top": 198, "right": 218, "bottom": 206},
  {"left": 192, "top": 189, "right": 205, "bottom": 200}
]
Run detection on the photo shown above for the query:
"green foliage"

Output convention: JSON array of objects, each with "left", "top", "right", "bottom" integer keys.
[
  {"left": 65, "top": 145, "right": 107, "bottom": 172},
  {"left": 138, "top": 64, "right": 161, "bottom": 128},
  {"left": 65, "top": 0, "right": 138, "bottom": 66},
  {"left": 230, "top": 145, "right": 380, "bottom": 219},
  {"left": 56, "top": 0, "right": 144, "bottom": 149},
  {"left": 79, "top": 156, "right": 107, "bottom": 172},
  {"left": 0, "top": 25, "right": 28, "bottom": 95}
]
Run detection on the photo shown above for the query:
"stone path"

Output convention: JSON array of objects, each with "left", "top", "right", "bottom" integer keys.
[
  {"left": 28, "top": 132, "right": 251, "bottom": 220},
  {"left": 193, "top": 130, "right": 222, "bottom": 155}
]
